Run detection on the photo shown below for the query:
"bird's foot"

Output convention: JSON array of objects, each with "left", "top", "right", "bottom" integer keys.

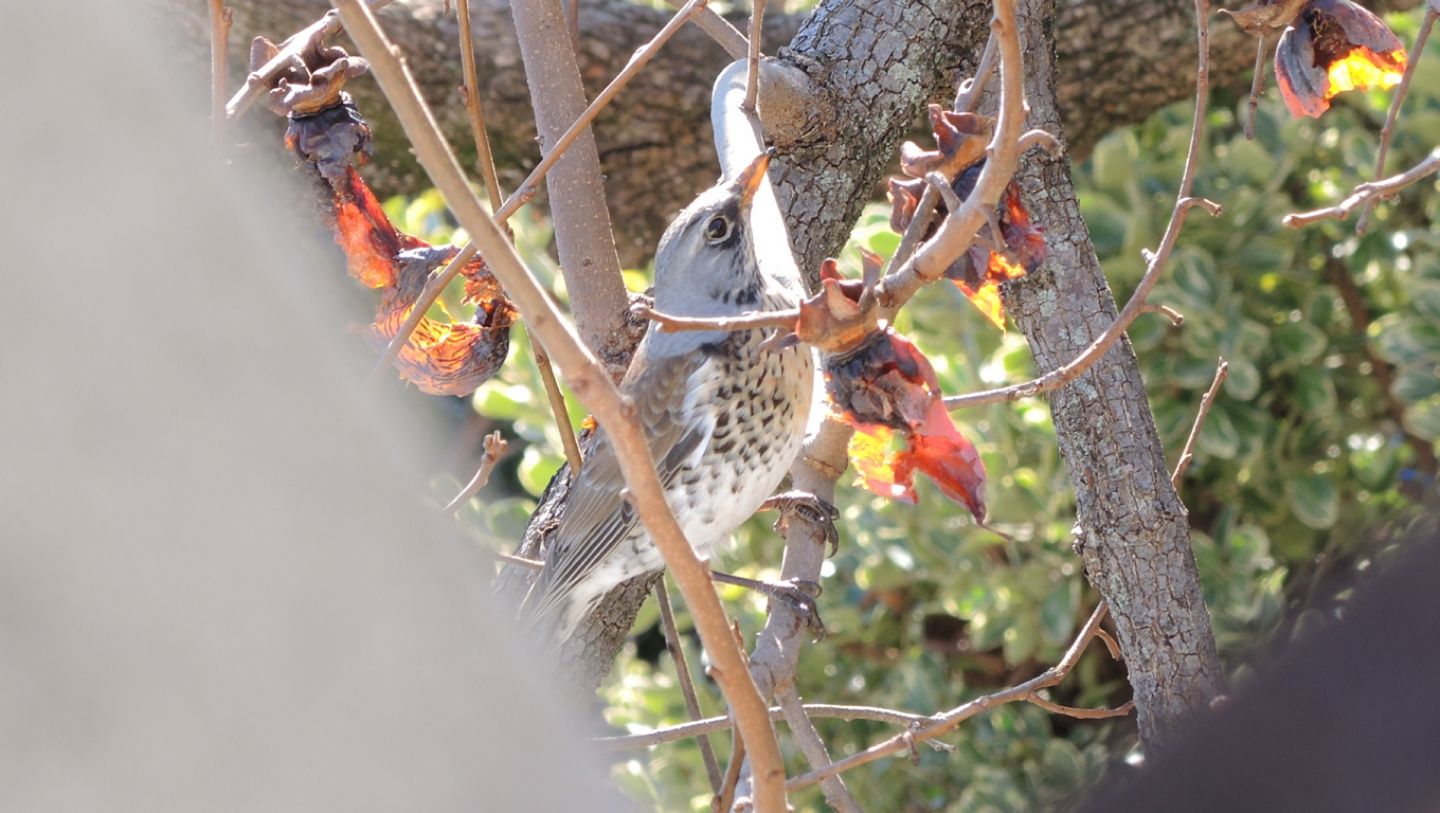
[
  {"left": 759, "top": 490, "right": 841, "bottom": 556},
  {"left": 711, "top": 572, "right": 825, "bottom": 637}
]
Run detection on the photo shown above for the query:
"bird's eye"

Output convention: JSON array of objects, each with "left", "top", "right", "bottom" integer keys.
[{"left": 705, "top": 215, "right": 731, "bottom": 243}]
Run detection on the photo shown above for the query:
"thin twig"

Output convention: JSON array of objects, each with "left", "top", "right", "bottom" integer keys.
[
  {"left": 663, "top": 0, "right": 749, "bottom": 58},
  {"left": 883, "top": 183, "right": 940, "bottom": 279},
  {"left": 535, "top": 347, "right": 584, "bottom": 474},
  {"left": 776, "top": 689, "right": 865, "bottom": 813},
  {"left": 744, "top": 0, "right": 767, "bottom": 113},
  {"left": 1025, "top": 694, "right": 1135, "bottom": 719},
  {"left": 443, "top": 430, "right": 509, "bottom": 514},
  {"left": 330, "top": 5, "right": 788, "bottom": 810},
  {"left": 1142, "top": 302, "right": 1185, "bottom": 326},
  {"left": 365, "top": 244, "right": 479, "bottom": 388},
  {"left": 1170, "top": 360, "right": 1228, "bottom": 487},
  {"left": 370, "top": 0, "right": 711, "bottom": 376},
  {"left": 595, "top": 703, "right": 940, "bottom": 750},
  {"left": 209, "top": 0, "right": 233, "bottom": 141},
  {"left": 1357, "top": 6, "right": 1438, "bottom": 234},
  {"left": 1245, "top": 35, "right": 1266, "bottom": 141},
  {"left": 786, "top": 601, "right": 1119, "bottom": 792},
  {"left": 225, "top": 0, "right": 396, "bottom": 122},
  {"left": 456, "top": 0, "right": 505, "bottom": 211},
  {"left": 953, "top": 32, "right": 998, "bottom": 112},
  {"left": 715, "top": 733, "right": 746, "bottom": 813},
  {"left": 656, "top": 579, "right": 725, "bottom": 794},
  {"left": 637, "top": 303, "right": 798, "bottom": 334},
  {"left": 946, "top": 0, "right": 1217, "bottom": 411},
  {"left": 1283, "top": 147, "right": 1440, "bottom": 228}
]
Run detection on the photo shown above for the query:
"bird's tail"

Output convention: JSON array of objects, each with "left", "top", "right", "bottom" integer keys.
[{"left": 517, "top": 573, "right": 589, "bottom": 652}]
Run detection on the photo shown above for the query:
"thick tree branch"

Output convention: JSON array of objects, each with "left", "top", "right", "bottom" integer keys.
[
  {"left": 506, "top": 0, "right": 630, "bottom": 359},
  {"left": 1000, "top": 0, "right": 1223, "bottom": 750}
]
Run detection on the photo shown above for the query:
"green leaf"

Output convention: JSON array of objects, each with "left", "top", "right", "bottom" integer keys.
[
  {"left": 1196, "top": 404, "right": 1241, "bottom": 460},
  {"left": 1273, "top": 321, "right": 1327, "bottom": 365},
  {"left": 1287, "top": 474, "right": 1338, "bottom": 530},
  {"left": 1293, "top": 366, "right": 1337, "bottom": 415},
  {"left": 1410, "top": 279, "right": 1440, "bottom": 322},
  {"left": 1224, "top": 358, "right": 1261, "bottom": 401},
  {"left": 518, "top": 446, "right": 563, "bottom": 496},
  {"left": 1405, "top": 400, "right": 1440, "bottom": 442},
  {"left": 1040, "top": 739, "right": 1085, "bottom": 791},
  {"left": 1393, "top": 366, "right": 1440, "bottom": 403},
  {"left": 1372, "top": 314, "right": 1440, "bottom": 365}
]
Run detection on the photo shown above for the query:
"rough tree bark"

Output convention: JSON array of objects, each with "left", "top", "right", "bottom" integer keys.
[
  {"left": 1003, "top": 0, "right": 1224, "bottom": 749},
  {"left": 159, "top": 0, "right": 1421, "bottom": 267}
]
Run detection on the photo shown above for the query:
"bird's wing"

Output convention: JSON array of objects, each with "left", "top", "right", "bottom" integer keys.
[{"left": 526, "top": 338, "right": 720, "bottom": 625}]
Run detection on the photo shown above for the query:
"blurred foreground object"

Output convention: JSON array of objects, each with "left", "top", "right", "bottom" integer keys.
[
  {"left": 0, "top": 5, "right": 622, "bottom": 812},
  {"left": 1079, "top": 518, "right": 1440, "bottom": 813}
]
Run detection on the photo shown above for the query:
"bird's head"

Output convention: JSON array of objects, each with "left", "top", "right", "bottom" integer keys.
[{"left": 652, "top": 149, "right": 773, "bottom": 312}]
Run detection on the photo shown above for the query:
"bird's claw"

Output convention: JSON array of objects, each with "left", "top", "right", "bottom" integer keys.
[
  {"left": 760, "top": 490, "right": 841, "bottom": 556},
  {"left": 756, "top": 578, "right": 826, "bottom": 638}
]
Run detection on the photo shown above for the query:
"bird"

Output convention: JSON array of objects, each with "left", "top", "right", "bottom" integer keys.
[{"left": 523, "top": 150, "right": 815, "bottom": 645}]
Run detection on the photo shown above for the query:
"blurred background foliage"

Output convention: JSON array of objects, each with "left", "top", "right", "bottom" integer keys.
[{"left": 381, "top": 9, "right": 1439, "bottom": 811}]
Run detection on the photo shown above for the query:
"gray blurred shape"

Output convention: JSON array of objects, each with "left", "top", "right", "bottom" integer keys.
[{"left": 0, "top": 4, "right": 627, "bottom": 811}]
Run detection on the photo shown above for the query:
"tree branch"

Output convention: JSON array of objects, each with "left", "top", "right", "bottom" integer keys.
[
  {"left": 506, "top": 0, "right": 631, "bottom": 358},
  {"left": 1356, "top": 1, "right": 1439, "bottom": 233},
  {"left": 1284, "top": 147, "right": 1440, "bottom": 228},
  {"left": 209, "top": 0, "right": 233, "bottom": 140},
  {"left": 329, "top": 5, "right": 787, "bottom": 810},
  {"left": 785, "top": 601, "right": 1121, "bottom": 792}
]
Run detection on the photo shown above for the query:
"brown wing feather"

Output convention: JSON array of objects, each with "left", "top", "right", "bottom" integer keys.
[{"left": 526, "top": 343, "right": 716, "bottom": 623}]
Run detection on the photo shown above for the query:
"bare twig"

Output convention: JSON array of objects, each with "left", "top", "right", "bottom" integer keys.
[
  {"left": 1170, "top": 360, "right": 1228, "bottom": 487},
  {"left": 715, "top": 733, "right": 746, "bottom": 813},
  {"left": 776, "top": 689, "right": 865, "bottom": 813},
  {"left": 365, "top": 244, "right": 479, "bottom": 388},
  {"left": 636, "top": 303, "right": 799, "bottom": 334},
  {"left": 1142, "top": 302, "right": 1186, "bottom": 326},
  {"left": 947, "top": 0, "right": 1217, "bottom": 411},
  {"left": 595, "top": 703, "right": 938, "bottom": 750},
  {"left": 953, "top": 32, "right": 998, "bottom": 112},
  {"left": 1283, "top": 147, "right": 1440, "bottom": 228},
  {"left": 786, "top": 602, "right": 1122, "bottom": 792},
  {"left": 1245, "top": 35, "right": 1267, "bottom": 141},
  {"left": 656, "top": 579, "right": 724, "bottom": 794},
  {"left": 1357, "top": 5, "right": 1438, "bottom": 234},
  {"left": 663, "top": 0, "right": 749, "bottom": 59},
  {"left": 443, "top": 430, "right": 508, "bottom": 514},
  {"left": 209, "top": 0, "right": 233, "bottom": 141},
  {"left": 1026, "top": 694, "right": 1136, "bottom": 719},
  {"left": 744, "top": 0, "right": 766, "bottom": 113},
  {"left": 534, "top": 346, "right": 584, "bottom": 474},
  {"left": 456, "top": 0, "right": 505, "bottom": 211},
  {"left": 225, "top": 0, "right": 396, "bottom": 122},
  {"left": 331, "top": 5, "right": 788, "bottom": 810},
  {"left": 368, "top": 0, "right": 711, "bottom": 385}
]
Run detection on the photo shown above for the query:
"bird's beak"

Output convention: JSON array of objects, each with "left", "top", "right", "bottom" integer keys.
[{"left": 734, "top": 148, "right": 774, "bottom": 212}]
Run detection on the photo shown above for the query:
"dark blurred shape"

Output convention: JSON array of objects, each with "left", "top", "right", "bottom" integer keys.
[{"left": 1078, "top": 524, "right": 1440, "bottom": 813}]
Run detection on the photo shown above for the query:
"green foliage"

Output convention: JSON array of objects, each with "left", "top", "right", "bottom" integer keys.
[{"left": 401, "top": 11, "right": 1440, "bottom": 811}]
